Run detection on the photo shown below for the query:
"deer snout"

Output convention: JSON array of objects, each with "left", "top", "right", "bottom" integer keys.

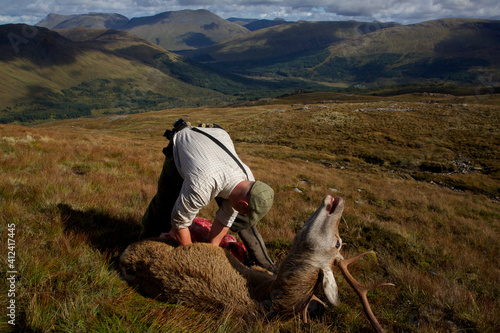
[{"left": 325, "top": 196, "right": 344, "bottom": 215}]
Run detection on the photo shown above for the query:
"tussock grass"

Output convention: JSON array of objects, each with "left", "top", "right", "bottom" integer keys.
[{"left": 1, "top": 92, "right": 499, "bottom": 332}]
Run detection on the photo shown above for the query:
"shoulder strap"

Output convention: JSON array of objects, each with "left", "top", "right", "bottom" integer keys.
[{"left": 191, "top": 127, "right": 249, "bottom": 180}]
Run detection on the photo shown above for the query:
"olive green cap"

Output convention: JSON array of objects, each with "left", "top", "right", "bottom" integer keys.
[{"left": 248, "top": 181, "right": 274, "bottom": 225}]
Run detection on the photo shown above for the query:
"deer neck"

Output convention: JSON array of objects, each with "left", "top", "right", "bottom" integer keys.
[{"left": 266, "top": 251, "right": 321, "bottom": 316}]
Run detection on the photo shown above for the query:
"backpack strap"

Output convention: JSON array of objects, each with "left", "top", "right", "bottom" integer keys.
[{"left": 191, "top": 127, "right": 249, "bottom": 180}]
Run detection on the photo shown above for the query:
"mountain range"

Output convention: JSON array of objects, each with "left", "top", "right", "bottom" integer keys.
[
  {"left": 35, "top": 10, "right": 500, "bottom": 87},
  {"left": 37, "top": 10, "right": 250, "bottom": 51},
  {"left": 36, "top": 12, "right": 129, "bottom": 30},
  {"left": 0, "top": 9, "right": 498, "bottom": 123},
  {"left": 188, "top": 18, "right": 499, "bottom": 86},
  {"left": 184, "top": 20, "right": 399, "bottom": 66},
  {"left": 0, "top": 24, "right": 303, "bottom": 123}
]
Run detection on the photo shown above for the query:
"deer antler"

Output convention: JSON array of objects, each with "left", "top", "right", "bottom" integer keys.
[
  {"left": 335, "top": 252, "right": 395, "bottom": 333},
  {"left": 302, "top": 294, "right": 326, "bottom": 324}
]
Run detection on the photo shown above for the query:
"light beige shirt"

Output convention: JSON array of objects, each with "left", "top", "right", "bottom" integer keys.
[{"left": 171, "top": 126, "right": 254, "bottom": 229}]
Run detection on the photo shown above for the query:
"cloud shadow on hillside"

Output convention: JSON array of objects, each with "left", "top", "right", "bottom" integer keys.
[
  {"left": 58, "top": 204, "right": 142, "bottom": 266},
  {"left": 0, "top": 25, "right": 80, "bottom": 66}
]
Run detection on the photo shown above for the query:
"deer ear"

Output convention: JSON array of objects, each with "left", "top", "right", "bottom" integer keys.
[{"left": 321, "top": 267, "right": 339, "bottom": 306}]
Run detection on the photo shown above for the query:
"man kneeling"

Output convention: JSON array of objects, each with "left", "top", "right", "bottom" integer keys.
[{"left": 140, "top": 119, "right": 276, "bottom": 271}]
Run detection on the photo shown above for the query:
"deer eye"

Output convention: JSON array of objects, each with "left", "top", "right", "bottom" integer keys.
[{"left": 335, "top": 239, "right": 341, "bottom": 249}]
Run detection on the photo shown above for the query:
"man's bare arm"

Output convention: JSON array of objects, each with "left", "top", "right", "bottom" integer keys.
[
  {"left": 174, "top": 227, "right": 192, "bottom": 246},
  {"left": 209, "top": 218, "right": 229, "bottom": 246}
]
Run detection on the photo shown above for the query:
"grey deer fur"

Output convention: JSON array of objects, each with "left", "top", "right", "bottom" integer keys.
[{"left": 120, "top": 195, "right": 391, "bottom": 329}]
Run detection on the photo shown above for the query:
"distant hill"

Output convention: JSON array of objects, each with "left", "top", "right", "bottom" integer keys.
[
  {"left": 189, "top": 18, "right": 500, "bottom": 86},
  {"left": 37, "top": 12, "right": 129, "bottom": 30},
  {"left": 123, "top": 9, "right": 250, "bottom": 51},
  {"left": 227, "top": 17, "right": 289, "bottom": 31},
  {"left": 186, "top": 20, "right": 399, "bottom": 65},
  {"left": 36, "top": 13, "right": 78, "bottom": 29},
  {"left": 0, "top": 24, "right": 310, "bottom": 123},
  {"left": 37, "top": 10, "right": 250, "bottom": 51},
  {"left": 226, "top": 18, "right": 258, "bottom": 26},
  {"left": 313, "top": 18, "right": 500, "bottom": 85}
]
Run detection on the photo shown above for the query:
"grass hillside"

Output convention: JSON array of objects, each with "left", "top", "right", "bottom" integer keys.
[
  {"left": 227, "top": 17, "right": 289, "bottom": 31},
  {"left": 1, "top": 91, "right": 498, "bottom": 332},
  {"left": 0, "top": 25, "right": 222, "bottom": 109},
  {"left": 0, "top": 24, "right": 315, "bottom": 124}
]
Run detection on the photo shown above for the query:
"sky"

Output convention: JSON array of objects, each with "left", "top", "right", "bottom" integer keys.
[{"left": 1, "top": 0, "right": 499, "bottom": 26}]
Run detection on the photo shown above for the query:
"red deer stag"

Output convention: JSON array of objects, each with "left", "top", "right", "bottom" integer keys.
[{"left": 120, "top": 196, "right": 394, "bottom": 331}]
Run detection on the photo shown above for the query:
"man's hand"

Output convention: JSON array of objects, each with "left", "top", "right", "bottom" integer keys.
[
  {"left": 174, "top": 227, "right": 192, "bottom": 246},
  {"left": 209, "top": 218, "right": 229, "bottom": 247}
]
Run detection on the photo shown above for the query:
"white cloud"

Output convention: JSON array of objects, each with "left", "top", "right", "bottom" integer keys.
[{"left": 0, "top": 0, "right": 498, "bottom": 25}]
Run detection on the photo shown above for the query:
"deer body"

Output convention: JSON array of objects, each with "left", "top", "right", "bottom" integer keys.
[{"left": 121, "top": 240, "right": 273, "bottom": 318}]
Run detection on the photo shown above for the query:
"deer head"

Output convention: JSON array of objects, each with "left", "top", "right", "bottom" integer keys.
[
  {"left": 268, "top": 196, "right": 345, "bottom": 316},
  {"left": 271, "top": 195, "right": 394, "bottom": 331}
]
